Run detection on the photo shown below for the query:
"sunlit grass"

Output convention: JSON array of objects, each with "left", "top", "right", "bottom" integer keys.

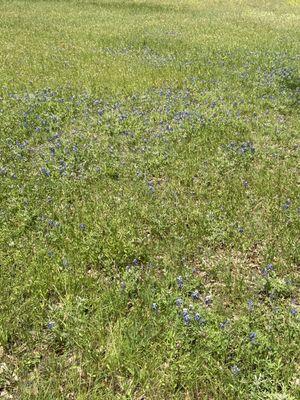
[{"left": 0, "top": 1, "right": 299, "bottom": 399}]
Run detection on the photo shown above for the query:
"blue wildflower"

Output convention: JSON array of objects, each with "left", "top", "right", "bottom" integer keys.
[
  {"left": 291, "top": 308, "right": 297, "bottom": 316},
  {"left": 231, "top": 365, "right": 240, "bottom": 375},
  {"left": 120, "top": 281, "right": 126, "bottom": 290},
  {"left": 177, "top": 276, "right": 183, "bottom": 289},
  {"left": 132, "top": 258, "right": 139, "bottom": 266},
  {"left": 48, "top": 220, "right": 59, "bottom": 228},
  {"left": 183, "top": 313, "right": 190, "bottom": 325},
  {"left": 41, "top": 166, "right": 50, "bottom": 177},
  {"left": 247, "top": 300, "right": 254, "bottom": 311},
  {"left": 194, "top": 313, "right": 201, "bottom": 321},
  {"left": 148, "top": 181, "right": 155, "bottom": 193},
  {"left": 220, "top": 320, "right": 228, "bottom": 329},
  {"left": 249, "top": 332, "right": 257, "bottom": 343},
  {"left": 152, "top": 303, "right": 158, "bottom": 311},
  {"left": 62, "top": 258, "right": 68, "bottom": 268},
  {"left": 204, "top": 295, "right": 213, "bottom": 306},
  {"left": 262, "top": 263, "right": 274, "bottom": 276},
  {"left": 191, "top": 290, "right": 200, "bottom": 300},
  {"left": 176, "top": 298, "right": 183, "bottom": 307},
  {"left": 79, "top": 223, "right": 86, "bottom": 231},
  {"left": 282, "top": 200, "right": 291, "bottom": 210},
  {"left": 47, "top": 321, "right": 55, "bottom": 330}
]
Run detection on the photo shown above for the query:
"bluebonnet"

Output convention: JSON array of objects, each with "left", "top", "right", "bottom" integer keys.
[
  {"left": 148, "top": 180, "right": 155, "bottom": 193},
  {"left": 183, "top": 313, "right": 190, "bottom": 325},
  {"left": 41, "top": 166, "right": 50, "bottom": 177},
  {"left": 120, "top": 281, "right": 126, "bottom": 290},
  {"left": 204, "top": 295, "right": 213, "bottom": 306},
  {"left": 262, "top": 263, "right": 274, "bottom": 276},
  {"left": 249, "top": 332, "right": 257, "bottom": 343},
  {"left": 47, "top": 321, "right": 55, "bottom": 330},
  {"left": 231, "top": 365, "right": 240, "bottom": 375},
  {"left": 291, "top": 308, "right": 297, "bottom": 316},
  {"left": 177, "top": 276, "right": 183, "bottom": 289},
  {"left": 152, "top": 303, "right": 158, "bottom": 311},
  {"left": 48, "top": 220, "right": 59, "bottom": 228},
  {"left": 62, "top": 258, "right": 69, "bottom": 268},
  {"left": 240, "top": 141, "right": 255, "bottom": 155},
  {"left": 219, "top": 320, "right": 229, "bottom": 329},
  {"left": 191, "top": 290, "right": 200, "bottom": 300},
  {"left": 243, "top": 180, "right": 249, "bottom": 188},
  {"left": 282, "top": 200, "right": 291, "bottom": 210},
  {"left": 79, "top": 223, "right": 86, "bottom": 231},
  {"left": 238, "top": 227, "right": 244, "bottom": 234},
  {"left": 176, "top": 298, "right": 183, "bottom": 307},
  {"left": 194, "top": 313, "right": 201, "bottom": 322},
  {"left": 132, "top": 258, "right": 139, "bottom": 266},
  {"left": 59, "top": 160, "right": 67, "bottom": 175},
  {"left": 247, "top": 300, "right": 254, "bottom": 311}
]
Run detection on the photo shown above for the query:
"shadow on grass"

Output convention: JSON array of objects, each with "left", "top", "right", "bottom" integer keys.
[{"left": 283, "top": 75, "right": 300, "bottom": 108}]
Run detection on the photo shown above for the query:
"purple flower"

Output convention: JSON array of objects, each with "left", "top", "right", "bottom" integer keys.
[
  {"left": 176, "top": 298, "right": 183, "bottom": 307},
  {"left": 204, "top": 295, "right": 213, "bottom": 306},
  {"left": 177, "top": 276, "right": 183, "bottom": 289},
  {"left": 249, "top": 332, "right": 257, "bottom": 343},
  {"left": 120, "top": 281, "right": 126, "bottom": 290},
  {"left": 41, "top": 166, "right": 50, "bottom": 177},
  {"left": 194, "top": 313, "right": 201, "bottom": 322},
  {"left": 262, "top": 263, "right": 274, "bottom": 276},
  {"left": 231, "top": 365, "right": 240, "bottom": 375},
  {"left": 220, "top": 320, "right": 228, "bottom": 329},
  {"left": 47, "top": 321, "right": 55, "bottom": 330},
  {"left": 183, "top": 313, "right": 190, "bottom": 325},
  {"left": 247, "top": 300, "right": 254, "bottom": 311},
  {"left": 148, "top": 181, "right": 155, "bottom": 193},
  {"left": 152, "top": 303, "right": 158, "bottom": 311},
  {"left": 62, "top": 258, "right": 68, "bottom": 268},
  {"left": 291, "top": 308, "right": 297, "bottom": 316},
  {"left": 282, "top": 200, "right": 291, "bottom": 210},
  {"left": 48, "top": 220, "right": 59, "bottom": 228},
  {"left": 191, "top": 290, "right": 200, "bottom": 300}
]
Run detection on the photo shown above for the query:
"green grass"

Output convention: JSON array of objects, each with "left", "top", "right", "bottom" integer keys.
[{"left": 0, "top": 0, "right": 299, "bottom": 398}]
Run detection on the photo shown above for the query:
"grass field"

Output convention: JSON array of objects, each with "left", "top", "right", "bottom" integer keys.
[{"left": 0, "top": 0, "right": 299, "bottom": 398}]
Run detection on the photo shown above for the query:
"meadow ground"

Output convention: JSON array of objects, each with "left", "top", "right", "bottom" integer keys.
[{"left": 0, "top": 0, "right": 299, "bottom": 398}]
